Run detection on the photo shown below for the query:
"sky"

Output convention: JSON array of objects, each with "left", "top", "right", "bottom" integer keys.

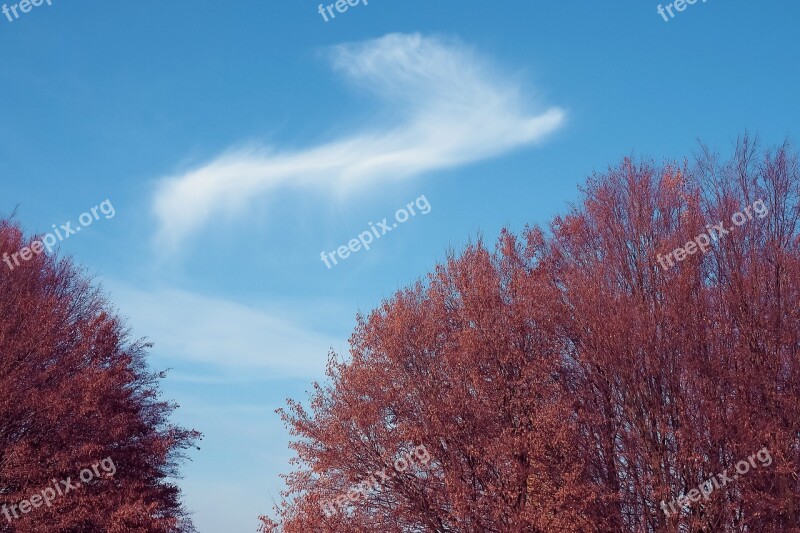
[{"left": 1, "top": 0, "right": 798, "bottom": 531}]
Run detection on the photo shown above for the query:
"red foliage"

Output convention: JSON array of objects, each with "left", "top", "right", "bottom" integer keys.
[
  {"left": 0, "top": 220, "right": 201, "bottom": 532},
  {"left": 264, "top": 136, "right": 800, "bottom": 532}
]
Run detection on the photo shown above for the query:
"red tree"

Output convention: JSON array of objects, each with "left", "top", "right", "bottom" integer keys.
[
  {"left": 548, "top": 138, "right": 799, "bottom": 531},
  {"left": 0, "top": 220, "right": 201, "bottom": 532},
  {"left": 264, "top": 136, "right": 800, "bottom": 532}
]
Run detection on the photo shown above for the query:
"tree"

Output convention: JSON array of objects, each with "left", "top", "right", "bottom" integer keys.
[
  {"left": 0, "top": 220, "right": 201, "bottom": 532},
  {"left": 548, "top": 138, "right": 800, "bottom": 531},
  {"left": 263, "top": 135, "right": 800, "bottom": 532}
]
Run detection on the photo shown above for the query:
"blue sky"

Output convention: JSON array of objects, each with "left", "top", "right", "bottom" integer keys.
[{"left": 1, "top": 1, "right": 798, "bottom": 531}]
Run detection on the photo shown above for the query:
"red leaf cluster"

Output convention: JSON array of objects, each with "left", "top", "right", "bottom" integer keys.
[
  {"left": 264, "top": 136, "right": 800, "bottom": 532},
  {"left": 0, "top": 220, "right": 201, "bottom": 532}
]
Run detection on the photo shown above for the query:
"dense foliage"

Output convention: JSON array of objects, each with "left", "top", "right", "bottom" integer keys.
[
  {"left": 0, "top": 221, "right": 200, "bottom": 532},
  {"left": 264, "top": 137, "right": 800, "bottom": 532}
]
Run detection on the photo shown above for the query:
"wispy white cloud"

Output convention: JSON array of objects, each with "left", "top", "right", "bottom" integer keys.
[
  {"left": 152, "top": 33, "right": 565, "bottom": 250},
  {"left": 105, "top": 283, "right": 344, "bottom": 378}
]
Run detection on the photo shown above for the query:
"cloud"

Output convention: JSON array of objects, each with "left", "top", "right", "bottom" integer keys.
[
  {"left": 105, "top": 283, "right": 344, "bottom": 379},
  {"left": 152, "top": 33, "right": 565, "bottom": 250}
]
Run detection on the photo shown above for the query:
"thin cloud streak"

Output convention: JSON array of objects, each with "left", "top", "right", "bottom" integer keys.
[
  {"left": 153, "top": 33, "right": 565, "bottom": 250},
  {"left": 105, "top": 283, "right": 344, "bottom": 378}
]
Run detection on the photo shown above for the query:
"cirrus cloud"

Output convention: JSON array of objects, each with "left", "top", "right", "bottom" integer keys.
[
  {"left": 152, "top": 33, "right": 565, "bottom": 251},
  {"left": 105, "top": 282, "right": 344, "bottom": 379}
]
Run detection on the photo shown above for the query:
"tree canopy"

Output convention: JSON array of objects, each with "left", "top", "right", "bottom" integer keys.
[
  {"left": 263, "top": 136, "right": 800, "bottom": 532},
  {"left": 0, "top": 220, "right": 200, "bottom": 532}
]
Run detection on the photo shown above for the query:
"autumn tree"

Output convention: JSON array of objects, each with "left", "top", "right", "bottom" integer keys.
[
  {"left": 263, "top": 232, "right": 605, "bottom": 532},
  {"left": 264, "top": 135, "right": 800, "bottom": 532},
  {"left": 549, "top": 137, "right": 800, "bottom": 531},
  {"left": 0, "top": 220, "right": 201, "bottom": 532}
]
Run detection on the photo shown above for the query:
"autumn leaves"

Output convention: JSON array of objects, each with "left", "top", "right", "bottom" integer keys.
[
  {"left": 319, "top": 444, "right": 431, "bottom": 517},
  {"left": 0, "top": 220, "right": 200, "bottom": 530},
  {"left": 266, "top": 138, "right": 800, "bottom": 532},
  {"left": 656, "top": 198, "right": 769, "bottom": 270},
  {"left": 660, "top": 447, "right": 772, "bottom": 518},
  {"left": 2, "top": 458, "right": 116, "bottom": 524}
]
